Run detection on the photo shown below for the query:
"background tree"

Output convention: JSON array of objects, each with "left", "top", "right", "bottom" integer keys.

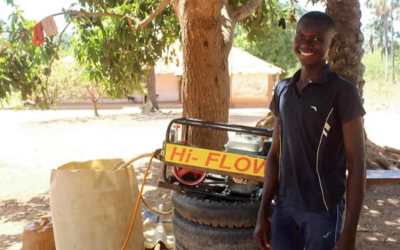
[
  {"left": 327, "top": 0, "right": 366, "bottom": 96},
  {"left": 233, "top": 21, "right": 299, "bottom": 78},
  {"left": 233, "top": 2, "right": 307, "bottom": 78},
  {"left": 0, "top": 5, "right": 58, "bottom": 107},
  {"left": 0, "top": 0, "right": 180, "bottom": 108},
  {"left": 2, "top": 0, "right": 286, "bottom": 150},
  {"left": 365, "top": 0, "right": 399, "bottom": 83},
  {"left": 146, "top": 67, "right": 159, "bottom": 110},
  {"left": 363, "top": 15, "right": 400, "bottom": 81},
  {"left": 367, "top": 0, "right": 391, "bottom": 82},
  {"left": 364, "top": 17, "right": 384, "bottom": 58},
  {"left": 389, "top": 0, "right": 399, "bottom": 82},
  {"left": 45, "top": 58, "right": 104, "bottom": 116},
  {"left": 327, "top": 0, "right": 400, "bottom": 169},
  {"left": 171, "top": 0, "right": 287, "bottom": 149},
  {"left": 71, "top": 0, "right": 179, "bottom": 102}
]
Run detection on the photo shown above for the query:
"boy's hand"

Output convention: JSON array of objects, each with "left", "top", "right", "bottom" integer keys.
[
  {"left": 333, "top": 236, "right": 356, "bottom": 250},
  {"left": 253, "top": 218, "right": 272, "bottom": 250}
]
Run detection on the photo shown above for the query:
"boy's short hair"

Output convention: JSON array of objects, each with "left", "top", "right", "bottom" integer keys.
[{"left": 299, "top": 11, "right": 336, "bottom": 30}]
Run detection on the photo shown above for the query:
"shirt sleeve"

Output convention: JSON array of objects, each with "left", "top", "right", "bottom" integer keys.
[
  {"left": 336, "top": 82, "right": 366, "bottom": 124},
  {"left": 269, "top": 83, "right": 281, "bottom": 117}
]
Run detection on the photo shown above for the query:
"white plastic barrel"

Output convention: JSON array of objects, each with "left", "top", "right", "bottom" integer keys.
[{"left": 49, "top": 159, "right": 144, "bottom": 250}]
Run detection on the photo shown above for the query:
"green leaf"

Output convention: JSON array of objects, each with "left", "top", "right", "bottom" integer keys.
[{"left": 247, "top": 29, "right": 256, "bottom": 42}]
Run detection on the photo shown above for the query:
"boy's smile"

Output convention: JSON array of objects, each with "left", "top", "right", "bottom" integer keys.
[{"left": 294, "top": 18, "right": 335, "bottom": 67}]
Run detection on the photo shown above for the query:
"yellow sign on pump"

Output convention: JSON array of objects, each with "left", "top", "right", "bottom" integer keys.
[{"left": 165, "top": 143, "right": 266, "bottom": 178}]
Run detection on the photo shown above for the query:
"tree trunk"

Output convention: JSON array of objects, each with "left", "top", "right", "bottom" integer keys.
[
  {"left": 86, "top": 85, "right": 100, "bottom": 117},
  {"left": 391, "top": 11, "right": 395, "bottom": 83},
  {"left": 91, "top": 98, "right": 99, "bottom": 117},
  {"left": 170, "top": 0, "right": 260, "bottom": 149},
  {"left": 147, "top": 67, "right": 159, "bottom": 110},
  {"left": 178, "top": 0, "right": 229, "bottom": 150},
  {"left": 326, "top": 0, "right": 365, "bottom": 99},
  {"left": 384, "top": 17, "right": 389, "bottom": 82}
]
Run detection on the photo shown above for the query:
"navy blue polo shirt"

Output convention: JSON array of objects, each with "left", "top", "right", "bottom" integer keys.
[{"left": 269, "top": 64, "right": 365, "bottom": 212}]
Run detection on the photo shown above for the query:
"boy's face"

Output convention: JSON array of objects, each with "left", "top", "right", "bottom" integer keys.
[{"left": 293, "top": 18, "right": 335, "bottom": 67}]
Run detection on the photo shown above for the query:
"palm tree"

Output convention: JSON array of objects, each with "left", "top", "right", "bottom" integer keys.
[
  {"left": 364, "top": 18, "right": 382, "bottom": 55},
  {"left": 389, "top": 0, "right": 399, "bottom": 83},
  {"left": 365, "top": 17, "right": 387, "bottom": 64},
  {"left": 367, "top": 0, "right": 391, "bottom": 82},
  {"left": 326, "top": 0, "right": 400, "bottom": 169},
  {"left": 326, "top": 0, "right": 366, "bottom": 96}
]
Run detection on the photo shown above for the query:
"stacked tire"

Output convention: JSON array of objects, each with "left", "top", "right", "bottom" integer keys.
[{"left": 172, "top": 191, "right": 274, "bottom": 250}]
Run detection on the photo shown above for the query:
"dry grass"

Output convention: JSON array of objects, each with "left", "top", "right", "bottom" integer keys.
[{"left": 363, "top": 80, "right": 400, "bottom": 113}]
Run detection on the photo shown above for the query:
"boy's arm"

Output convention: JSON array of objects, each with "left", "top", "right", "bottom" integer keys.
[
  {"left": 254, "top": 117, "right": 281, "bottom": 249},
  {"left": 259, "top": 117, "right": 281, "bottom": 216},
  {"left": 335, "top": 117, "right": 366, "bottom": 249}
]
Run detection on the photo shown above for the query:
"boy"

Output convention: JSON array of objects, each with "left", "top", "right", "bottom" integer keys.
[{"left": 253, "top": 11, "right": 366, "bottom": 250}]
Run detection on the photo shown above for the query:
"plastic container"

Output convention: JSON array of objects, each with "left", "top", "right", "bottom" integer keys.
[
  {"left": 50, "top": 159, "right": 144, "bottom": 250},
  {"left": 224, "top": 135, "right": 263, "bottom": 155},
  {"left": 22, "top": 217, "right": 56, "bottom": 250}
]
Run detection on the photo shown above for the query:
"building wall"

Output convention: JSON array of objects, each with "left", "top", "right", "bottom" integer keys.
[
  {"left": 130, "top": 94, "right": 143, "bottom": 103},
  {"left": 155, "top": 73, "right": 180, "bottom": 102},
  {"left": 230, "top": 73, "right": 273, "bottom": 108},
  {"left": 153, "top": 72, "right": 275, "bottom": 107}
]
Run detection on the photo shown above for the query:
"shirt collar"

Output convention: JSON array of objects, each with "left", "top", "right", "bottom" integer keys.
[{"left": 290, "top": 64, "right": 333, "bottom": 85}]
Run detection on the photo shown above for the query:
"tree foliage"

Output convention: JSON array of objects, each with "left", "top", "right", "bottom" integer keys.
[
  {"left": 71, "top": 0, "right": 179, "bottom": 99},
  {"left": 0, "top": 0, "right": 180, "bottom": 104},
  {"left": 45, "top": 59, "right": 86, "bottom": 103},
  {"left": 0, "top": 4, "right": 58, "bottom": 105},
  {"left": 1, "top": 0, "right": 292, "bottom": 108},
  {"left": 233, "top": 2, "right": 307, "bottom": 78},
  {"left": 366, "top": 0, "right": 400, "bottom": 82},
  {"left": 234, "top": 25, "right": 299, "bottom": 78},
  {"left": 363, "top": 43, "right": 400, "bottom": 81}
]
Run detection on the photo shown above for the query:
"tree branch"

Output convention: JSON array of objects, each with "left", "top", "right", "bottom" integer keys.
[
  {"left": 51, "top": 11, "right": 123, "bottom": 19},
  {"left": 95, "top": 93, "right": 101, "bottom": 101},
  {"left": 86, "top": 86, "right": 94, "bottom": 98},
  {"left": 127, "top": 18, "right": 135, "bottom": 33},
  {"left": 134, "top": 0, "right": 171, "bottom": 31},
  {"left": 22, "top": 0, "right": 171, "bottom": 37},
  {"left": 221, "top": 2, "right": 235, "bottom": 56},
  {"left": 22, "top": 11, "right": 124, "bottom": 38},
  {"left": 233, "top": 0, "right": 262, "bottom": 21}
]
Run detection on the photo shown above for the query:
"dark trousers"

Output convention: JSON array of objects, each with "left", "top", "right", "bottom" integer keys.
[{"left": 271, "top": 201, "right": 344, "bottom": 250}]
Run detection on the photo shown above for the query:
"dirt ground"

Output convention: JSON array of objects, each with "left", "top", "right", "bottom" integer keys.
[{"left": 0, "top": 107, "right": 399, "bottom": 250}]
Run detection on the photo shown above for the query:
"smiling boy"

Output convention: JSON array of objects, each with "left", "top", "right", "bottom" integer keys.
[{"left": 253, "top": 11, "right": 366, "bottom": 250}]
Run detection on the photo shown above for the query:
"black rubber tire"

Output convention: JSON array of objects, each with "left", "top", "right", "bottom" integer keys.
[
  {"left": 173, "top": 191, "right": 273, "bottom": 228},
  {"left": 173, "top": 210, "right": 258, "bottom": 250}
]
